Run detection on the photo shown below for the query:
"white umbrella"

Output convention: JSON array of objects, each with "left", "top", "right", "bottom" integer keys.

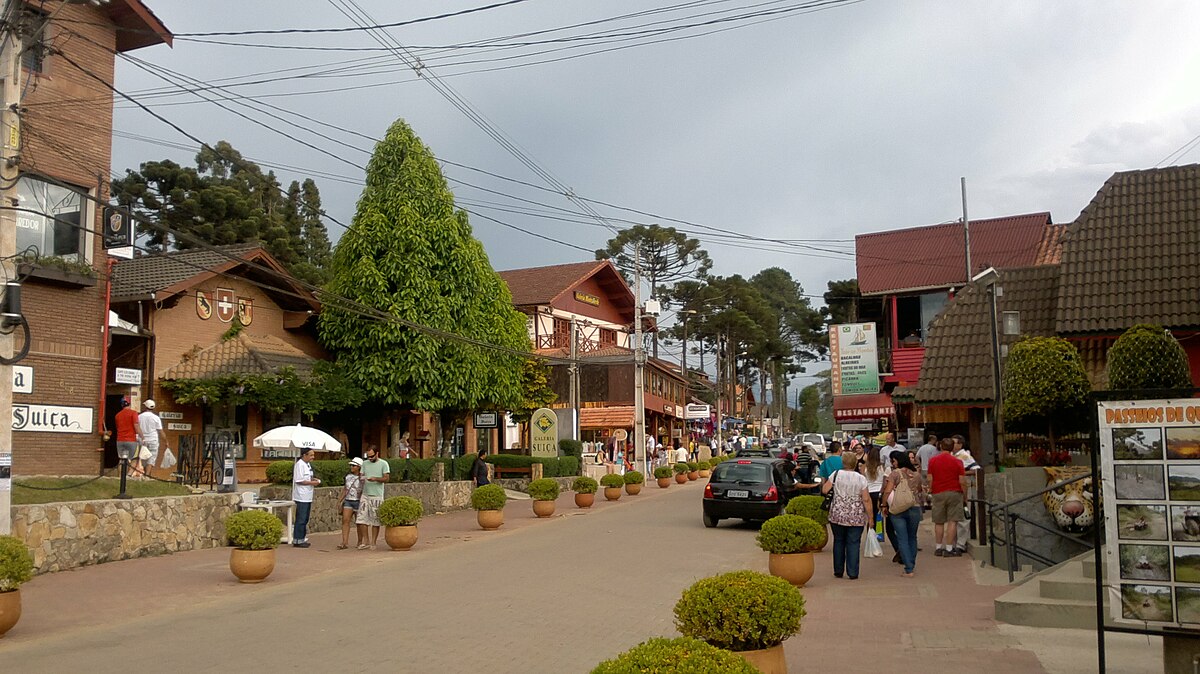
[{"left": 252, "top": 424, "right": 343, "bottom": 455}]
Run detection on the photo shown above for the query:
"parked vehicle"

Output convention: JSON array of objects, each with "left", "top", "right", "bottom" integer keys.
[
  {"left": 702, "top": 458, "right": 800, "bottom": 528},
  {"left": 801, "top": 433, "right": 827, "bottom": 457}
]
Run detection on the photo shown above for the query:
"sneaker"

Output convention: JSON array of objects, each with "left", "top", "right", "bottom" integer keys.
[
  {"left": 946, "top": 548, "right": 963, "bottom": 557},
  {"left": 892, "top": 553, "right": 902, "bottom": 564},
  {"left": 292, "top": 541, "right": 311, "bottom": 548},
  {"left": 934, "top": 548, "right": 944, "bottom": 557}
]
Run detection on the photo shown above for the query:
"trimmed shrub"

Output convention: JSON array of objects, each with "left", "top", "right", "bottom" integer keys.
[
  {"left": 453, "top": 453, "right": 479, "bottom": 481},
  {"left": 673, "top": 462, "right": 689, "bottom": 474},
  {"left": 572, "top": 476, "right": 599, "bottom": 494},
  {"left": 0, "top": 535, "right": 34, "bottom": 592},
  {"left": 471, "top": 484, "right": 507, "bottom": 511},
  {"left": 600, "top": 473, "right": 625, "bottom": 489},
  {"left": 697, "top": 460, "right": 711, "bottom": 470},
  {"left": 266, "top": 461, "right": 293, "bottom": 484},
  {"left": 378, "top": 496, "right": 423, "bottom": 526},
  {"left": 674, "top": 570, "right": 805, "bottom": 652},
  {"left": 559, "top": 456, "right": 581, "bottom": 476},
  {"left": 653, "top": 466, "right": 673, "bottom": 479},
  {"left": 623, "top": 470, "right": 644, "bottom": 485},
  {"left": 528, "top": 478, "right": 560, "bottom": 501},
  {"left": 591, "top": 637, "right": 759, "bottom": 674},
  {"left": 785, "top": 495, "right": 829, "bottom": 526},
  {"left": 559, "top": 438, "right": 583, "bottom": 457},
  {"left": 686, "top": 461, "right": 699, "bottom": 471},
  {"left": 756, "top": 514, "right": 825, "bottom": 554},
  {"left": 1108, "top": 323, "right": 1194, "bottom": 392},
  {"left": 225, "top": 510, "right": 285, "bottom": 550}
]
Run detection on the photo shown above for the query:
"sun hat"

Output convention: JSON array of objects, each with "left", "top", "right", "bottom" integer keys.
[{"left": 350, "top": 457, "right": 364, "bottom": 467}]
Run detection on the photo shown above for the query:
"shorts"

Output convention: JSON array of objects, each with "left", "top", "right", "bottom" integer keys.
[
  {"left": 356, "top": 495, "right": 383, "bottom": 527},
  {"left": 342, "top": 499, "right": 360, "bottom": 512},
  {"left": 141, "top": 443, "right": 160, "bottom": 464},
  {"left": 117, "top": 441, "right": 138, "bottom": 460},
  {"left": 931, "top": 491, "right": 965, "bottom": 524}
]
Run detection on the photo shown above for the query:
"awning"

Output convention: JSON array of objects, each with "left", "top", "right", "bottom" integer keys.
[
  {"left": 833, "top": 393, "right": 894, "bottom": 422},
  {"left": 580, "top": 406, "right": 634, "bottom": 429}
]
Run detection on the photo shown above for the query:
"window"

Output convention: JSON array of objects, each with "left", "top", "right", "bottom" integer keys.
[
  {"left": 16, "top": 176, "right": 87, "bottom": 261},
  {"left": 599, "top": 328, "right": 616, "bottom": 346},
  {"left": 552, "top": 318, "right": 570, "bottom": 348},
  {"left": 20, "top": 8, "right": 49, "bottom": 74},
  {"left": 1002, "top": 311, "right": 1021, "bottom": 336}
]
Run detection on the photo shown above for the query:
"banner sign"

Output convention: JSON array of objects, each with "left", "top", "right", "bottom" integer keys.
[
  {"left": 829, "top": 323, "right": 879, "bottom": 395},
  {"left": 530, "top": 407, "right": 558, "bottom": 458},
  {"left": 685, "top": 404, "right": 711, "bottom": 420},
  {"left": 1099, "top": 399, "right": 1200, "bottom": 629},
  {"left": 13, "top": 404, "right": 93, "bottom": 433},
  {"left": 473, "top": 412, "right": 499, "bottom": 429},
  {"left": 114, "top": 368, "right": 142, "bottom": 385}
]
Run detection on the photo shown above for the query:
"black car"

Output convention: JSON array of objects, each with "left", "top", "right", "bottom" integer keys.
[{"left": 702, "top": 458, "right": 800, "bottom": 528}]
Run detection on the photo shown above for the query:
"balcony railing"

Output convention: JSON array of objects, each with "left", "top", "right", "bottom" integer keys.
[{"left": 536, "top": 334, "right": 609, "bottom": 353}]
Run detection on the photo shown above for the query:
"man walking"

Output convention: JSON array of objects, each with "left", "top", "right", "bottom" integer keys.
[
  {"left": 114, "top": 398, "right": 140, "bottom": 475},
  {"left": 292, "top": 449, "right": 320, "bottom": 548},
  {"left": 356, "top": 444, "right": 390, "bottom": 549},
  {"left": 916, "top": 433, "right": 939, "bottom": 508},
  {"left": 927, "top": 438, "right": 968, "bottom": 557},
  {"left": 136, "top": 399, "right": 168, "bottom": 478},
  {"left": 879, "top": 432, "right": 904, "bottom": 468}
]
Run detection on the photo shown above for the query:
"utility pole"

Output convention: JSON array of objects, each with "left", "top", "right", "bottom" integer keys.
[
  {"left": 569, "top": 316, "right": 579, "bottom": 441},
  {"left": 713, "top": 334, "right": 722, "bottom": 453},
  {"left": 632, "top": 243, "right": 647, "bottom": 475},
  {"left": 962, "top": 177, "right": 972, "bottom": 280},
  {"left": 0, "top": 3, "right": 22, "bottom": 535}
]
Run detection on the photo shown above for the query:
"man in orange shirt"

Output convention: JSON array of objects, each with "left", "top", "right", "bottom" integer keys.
[{"left": 114, "top": 399, "right": 140, "bottom": 475}]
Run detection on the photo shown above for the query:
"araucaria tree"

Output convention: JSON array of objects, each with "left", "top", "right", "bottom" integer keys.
[
  {"left": 1003, "top": 336, "right": 1092, "bottom": 450},
  {"left": 318, "top": 119, "right": 530, "bottom": 454}
]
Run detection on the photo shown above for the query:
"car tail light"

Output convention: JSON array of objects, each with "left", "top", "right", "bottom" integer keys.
[
  {"left": 764, "top": 486, "right": 778, "bottom": 501},
  {"left": 737, "top": 460, "right": 751, "bottom": 464},
  {"left": 704, "top": 484, "right": 713, "bottom": 498}
]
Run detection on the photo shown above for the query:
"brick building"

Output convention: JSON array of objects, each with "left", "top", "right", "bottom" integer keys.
[{"left": 12, "top": 1, "right": 170, "bottom": 476}]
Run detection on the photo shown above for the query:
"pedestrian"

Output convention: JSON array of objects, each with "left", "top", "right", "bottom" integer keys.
[
  {"left": 337, "top": 457, "right": 365, "bottom": 550},
  {"left": 114, "top": 398, "right": 140, "bottom": 476},
  {"left": 879, "top": 432, "right": 904, "bottom": 467},
  {"left": 136, "top": 399, "right": 168, "bottom": 478},
  {"left": 928, "top": 438, "right": 968, "bottom": 557},
  {"left": 916, "top": 433, "right": 939, "bottom": 480},
  {"left": 818, "top": 441, "right": 844, "bottom": 480},
  {"left": 821, "top": 455, "right": 873, "bottom": 580},
  {"left": 881, "top": 451, "right": 925, "bottom": 576},
  {"left": 471, "top": 448, "right": 490, "bottom": 486},
  {"left": 396, "top": 430, "right": 412, "bottom": 459},
  {"left": 356, "top": 444, "right": 390, "bottom": 549},
  {"left": 292, "top": 449, "right": 321, "bottom": 548},
  {"left": 953, "top": 441, "right": 981, "bottom": 554},
  {"left": 674, "top": 441, "right": 688, "bottom": 465}
]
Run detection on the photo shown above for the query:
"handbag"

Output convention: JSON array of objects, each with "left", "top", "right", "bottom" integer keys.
[
  {"left": 888, "top": 469, "right": 917, "bottom": 514},
  {"left": 820, "top": 470, "right": 839, "bottom": 511}
]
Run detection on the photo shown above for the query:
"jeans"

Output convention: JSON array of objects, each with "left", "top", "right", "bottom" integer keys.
[
  {"left": 831, "top": 523, "right": 863, "bottom": 578},
  {"left": 294, "top": 501, "right": 312, "bottom": 543},
  {"left": 890, "top": 507, "right": 923, "bottom": 573},
  {"left": 870, "top": 492, "right": 900, "bottom": 554}
]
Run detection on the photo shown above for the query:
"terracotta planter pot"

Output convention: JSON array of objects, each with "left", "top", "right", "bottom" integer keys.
[
  {"left": 675, "top": 473, "right": 688, "bottom": 484},
  {"left": 768, "top": 551, "right": 815, "bottom": 587},
  {"left": 574, "top": 492, "right": 595, "bottom": 508},
  {"left": 0, "top": 590, "right": 20, "bottom": 638},
  {"left": 687, "top": 471, "right": 699, "bottom": 481},
  {"left": 477, "top": 509, "right": 504, "bottom": 530},
  {"left": 604, "top": 486, "right": 622, "bottom": 501},
  {"left": 657, "top": 477, "right": 671, "bottom": 488},
  {"left": 736, "top": 643, "right": 787, "bottom": 674},
  {"left": 625, "top": 483, "right": 642, "bottom": 496},
  {"left": 384, "top": 525, "right": 418, "bottom": 550},
  {"left": 699, "top": 469, "right": 711, "bottom": 478},
  {"left": 816, "top": 525, "right": 829, "bottom": 551},
  {"left": 229, "top": 548, "right": 276, "bottom": 584},
  {"left": 533, "top": 500, "right": 556, "bottom": 518}
]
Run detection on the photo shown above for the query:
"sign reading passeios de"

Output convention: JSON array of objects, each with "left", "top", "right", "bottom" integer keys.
[{"left": 530, "top": 407, "right": 558, "bottom": 458}]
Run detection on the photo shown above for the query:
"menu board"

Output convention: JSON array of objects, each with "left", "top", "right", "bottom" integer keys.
[{"left": 1099, "top": 399, "right": 1200, "bottom": 628}]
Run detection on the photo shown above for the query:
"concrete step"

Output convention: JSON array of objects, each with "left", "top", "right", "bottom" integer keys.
[
  {"left": 1039, "top": 566, "right": 1096, "bottom": 602},
  {"left": 994, "top": 578, "right": 1097, "bottom": 629}
]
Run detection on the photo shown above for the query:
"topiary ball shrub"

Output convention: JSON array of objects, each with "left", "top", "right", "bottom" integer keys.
[
  {"left": 265, "top": 461, "right": 294, "bottom": 485},
  {"left": 674, "top": 462, "right": 690, "bottom": 474},
  {"left": 0, "top": 535, "right": 34, "bottom": 592},
  {"left": 653, "top": 466, "right": 673, "bottom": 479},
  {"left": 591, "top": 637, "right": 760, "bottom": 674},
  {"left": 528, "top": 478, "right": 560, "bottom": 501},
  {"left": 698, "top": 460, "right": 711, "bottom": 470},
  {"left": 600, "top": 473, "right": 625, "bottom": 489},
  {"left": 378, "top": 495, "right": 423, "bottom": 527},
  {"left": 757, "top": 514, "right": 825, "bottom": 554},
  {"left": 558, "top": 438, "right": 583, "bottom": 458},
  {"left": 1107, "top": 323, "right": 1193, "bottom": 392},
  {"left": 785, "top": 495, "right": 829, "bottom": 526},
  {"left": 572, "top": 476, "right": 599, "bottom": 494},
  {"left": 623, "top": 470, "right": 644, "bottom": 485},
  {"left": 471, "top": 484, "right": 508, "bottom": 511},
  {"left": 686, "top": 461, "right": 699, "bottom": 471},
  {"left": 674, "top": 570, "right": 805, "bottom": 652},
  {"left": 226, "top": 510, "right": 285, "bottom": 550}
]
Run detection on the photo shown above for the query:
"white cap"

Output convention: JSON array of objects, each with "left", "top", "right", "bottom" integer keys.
[
  {"left": 143, "top": 399, "right": 156, "bottom": 409},
  {"left": 350, "top": 457, "right": 364, "bottom": 467}
]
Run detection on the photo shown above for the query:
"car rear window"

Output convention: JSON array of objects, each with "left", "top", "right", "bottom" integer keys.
[{"left": 712, "top": 463, "right": 771, "bottom": 484}]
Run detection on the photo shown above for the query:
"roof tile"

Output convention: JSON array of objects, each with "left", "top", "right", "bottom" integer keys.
[{"left": 160, "top": 333, "right": 316, "bottom": 380}]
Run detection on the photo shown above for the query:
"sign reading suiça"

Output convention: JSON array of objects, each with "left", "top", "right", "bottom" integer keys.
[
  {"left": 1098, "top": 399, "right": 1200, "bottom": 629},
  {"left": 530, "top": 407, "right": 558, "bottom": 458},
  {"left": 829, "top": 323, "right": 879, "bottom": 395}
]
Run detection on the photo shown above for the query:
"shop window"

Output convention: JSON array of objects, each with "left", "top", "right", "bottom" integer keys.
[{"left": 16, "top": 175, "right": 87, "bottom": 261}]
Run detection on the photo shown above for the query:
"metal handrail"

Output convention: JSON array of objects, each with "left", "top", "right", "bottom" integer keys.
[{"left": 993, "top": 470, "right": 1093, "bottom": 509}]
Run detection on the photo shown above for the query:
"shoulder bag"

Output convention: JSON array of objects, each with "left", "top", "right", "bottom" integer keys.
[
  {"left": 889, "top": 469, "right": 916, "bottom": 514},
  {"left": 820, "top": 470, "right": 839, "bottom": 511}
]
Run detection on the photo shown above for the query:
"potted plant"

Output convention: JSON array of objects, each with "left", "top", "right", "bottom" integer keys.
[
  {"left": 686, "top": 461, "right": 700, "bottom": 481},
  {"left": 528, "top": 478, "right": 560, "bottom": 517},
  {"left": 654, "top": 466, "right": 673, "bottom": 488},
  {"left": 571, "top": 476, "right": 598, "bottom": 508},
  {"left": 0, "top": 535, "right": 34, "bottom": 638},
  {"left": 472, "top": 484, "right": 508, "bottom": 530},
  {"left": 757, "top": 514, "right": 825, "bottom": 587},
  {"left": 379, "top": 495, "right": 423, "bottom": 550},
  {"left": 225, "top": 510, "right": 285, "bottom": 583},
  {"left": 698, "top": 460, "right": 712, "bottom": 478},
  {"left": 674, "top": 570, "right": 805, "bottom": 674},
  {"left": 593, "top": 637, "right": 759, "bottom": 674},
  {"left": 600, "top": 473, "right": 624, "bottom": 501},
  {"left": 673, "top": 462, "right": 689, "bottom": 484},
  {"left": 623, "top": 470, "right": 644, "bottom": 495},
  {"left": 785, "top": 495, "right": 830, "bottom": 551}
]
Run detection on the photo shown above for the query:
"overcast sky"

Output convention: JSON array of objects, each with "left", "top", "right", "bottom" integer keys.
[{"left": 109, "top": 0, "right": 1200, "bottom": 385}]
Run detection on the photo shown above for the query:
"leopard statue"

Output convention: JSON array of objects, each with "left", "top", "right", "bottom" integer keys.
[{"left": 1043, "top": 466, "right": 1097, "bottom": 533}]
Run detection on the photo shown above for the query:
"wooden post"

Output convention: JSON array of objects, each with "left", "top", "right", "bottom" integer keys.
[{"left": 531, "top": 463, "right": 543, "bottom": 480}]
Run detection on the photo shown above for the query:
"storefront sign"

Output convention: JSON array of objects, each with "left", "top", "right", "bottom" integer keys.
[
  {"left": 11, "top": 366, "right": 31, "bottom": 394},
  {"left": 663, "top": 403, "right": 673, "bottom": 414},
  {"left": 260, "top": 447, "right": 298, "bottom": 460},
  {"left": 613, "top": 429, "right": 628, "bottom": 441},
  {"left": 573, "top": 291, "right": 601, "bottom": 306},
  {"left": 167, "top": 422, "right": 192, "bottom": 431},
  {"left": 685, "top": 404, "right": 711, "bottom": 420},
  {"left": 160, "top": 411, "right": 184, "bottom": 420},
  {"left": 829, "top": 322, "right": 880, "bottom": 395},
  {"left": 13, "top": 404, "right": 93, "bottom": 434},
  {"left": 473, "top": 412, "right": 499, "bottom": 429},
  {"left": 1099, "top": 399, "right": 1200, "bottom": 629},
  {"left": 114, "top": 368, "right": 142, "bottom": 385},
  {"left": 530, "top": 407, "right": 558, "bottom": 458},
  {"left": 675, "top": 405, "right": 684, "bottom": 418}
]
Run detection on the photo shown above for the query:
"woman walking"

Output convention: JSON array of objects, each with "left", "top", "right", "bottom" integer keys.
[
  {"left": 337, "top": 457, "right": 364, "bottom": 550},
  {"left": 881, "top": 451, "right": 925, "bottom": 577},
  {"left": 821, "top": 457, "right": 873, "bottom": 579}
]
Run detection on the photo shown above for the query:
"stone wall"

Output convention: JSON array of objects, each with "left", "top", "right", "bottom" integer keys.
[
  {"left": 985, "top": 467, "right": 1092, "bottom": 571},
  {"left": 11, "top": 493, "right": 240, "bottom": 574}
]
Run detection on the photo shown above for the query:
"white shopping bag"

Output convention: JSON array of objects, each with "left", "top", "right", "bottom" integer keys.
[
  {"left": 162, "top": 447, "right": 178, "bottom": 469},
  {"left": 863, "top": 528, "right": 883, "bottom": 558}
]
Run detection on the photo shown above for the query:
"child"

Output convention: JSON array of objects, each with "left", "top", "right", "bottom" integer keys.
[{"left": 337, "top": 457, "right": 365, "bottom": 550}]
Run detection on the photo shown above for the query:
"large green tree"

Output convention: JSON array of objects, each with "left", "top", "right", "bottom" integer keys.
[
  {"left": 318, "top": 119, "right": 530, "bottom": 454},
  {"left": 1107, "top": 324, "right": 1193, "bottom": 393},
  {"left": 1003, "top": 336, "right": 1092, "bottom": 450}
]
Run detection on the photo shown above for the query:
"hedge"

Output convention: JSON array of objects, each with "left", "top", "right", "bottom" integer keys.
[
  {"left": 266, "top": 452, "right": 580, "bottom": 485},
  {"left": 484, "top": 454, "right": 581, "bottom": 477}
]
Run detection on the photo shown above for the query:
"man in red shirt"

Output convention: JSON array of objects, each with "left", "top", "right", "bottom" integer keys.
[
  {"left": 927, "top": 437, "right": 968, "bottom": 557},
  {"left": 114, "top": 399, "right": 140, "bottom": 469}
]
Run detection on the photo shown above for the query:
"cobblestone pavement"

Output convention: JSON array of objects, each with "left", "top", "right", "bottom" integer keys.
[{"left": 0, "top": 482, "right": 1158, "bottom": 672}]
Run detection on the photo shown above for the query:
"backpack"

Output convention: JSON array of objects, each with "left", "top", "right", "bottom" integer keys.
[{"left": 889, "top": 469, "right": 917, "bottom": 514}]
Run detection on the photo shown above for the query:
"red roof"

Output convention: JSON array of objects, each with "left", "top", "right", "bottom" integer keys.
[
  {"left": 109, "top": 1, "right": 173, "bottom": 52},
  {"left": 856, "top": 212, "right": 1052, "bottom": 295}
]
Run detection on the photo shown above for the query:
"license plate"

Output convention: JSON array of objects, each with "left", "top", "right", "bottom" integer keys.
[{"left": 727, "top": 490, "right": 749, "bottom": 498}]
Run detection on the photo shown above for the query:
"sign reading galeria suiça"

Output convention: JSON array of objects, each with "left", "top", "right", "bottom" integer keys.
[
  {"left": 1099, "top": 399, "right": 1200, "bottom": 629},
  {"left": 530, "top": 407, "right": 558, "bottom": 458},
  {"left": 828, "top": 323, "right": 879, "bottom": 395}
]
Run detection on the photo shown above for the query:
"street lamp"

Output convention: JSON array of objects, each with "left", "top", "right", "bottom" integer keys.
[{"left": 679, "top": 309, "right": 698, "bottom": 380}]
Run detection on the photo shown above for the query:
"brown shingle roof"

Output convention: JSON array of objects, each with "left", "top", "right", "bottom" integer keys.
[
  {"left": 1056, "top": 164, "right": 1200, "bottom": 334},
  {"left": 160, "top": 333, "right": 316, "bottom": 380},
  {"left": 580, "top": 406, "right": 634, "bottom": 429},
  {"left": 856, "top": 212, "right": 1053, "bottom": 295},
  {"left": 914, "top": 265, "right": 1059, "bottom": 404},
  {"left": 497, "top": 261, "right": 610, "bottom": 306}
]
